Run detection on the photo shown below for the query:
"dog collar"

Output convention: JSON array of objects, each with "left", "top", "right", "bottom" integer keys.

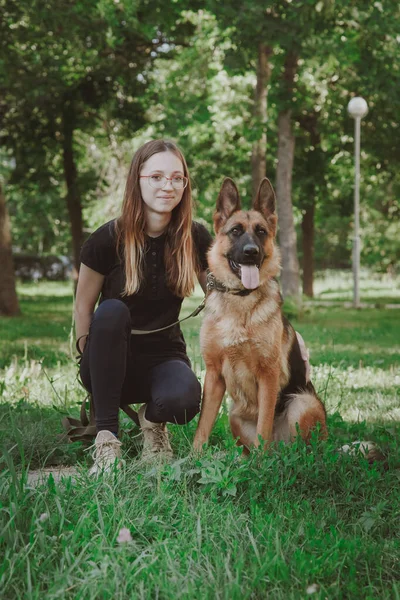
[{"left": 206, "top": 270, "right": 255, "bottom": 297}]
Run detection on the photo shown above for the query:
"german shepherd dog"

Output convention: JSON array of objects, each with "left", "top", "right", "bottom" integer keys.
[{"left": 193, "top": 177, "right": 327, "bottom": 453}]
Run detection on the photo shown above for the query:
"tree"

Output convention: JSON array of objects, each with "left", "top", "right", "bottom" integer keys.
[
  {"left": 142, "top": 10, "right": 254, "bottom": 220},
  {"left": 275, "top": 50, "right": 301, "bottom": 298},
  {"left": 0, "top": 0, "right": 191, "bottom": 273},
  {"left": 297, "top": 110, "right": 323, "bottom": 297},
  {"left": 251, "top": 44, "right": 273, "bottom": 197},
  {"left": 204, "top": 0, "right": 338, "bottom": 298},
  {"left": 293, "top": 0, "right": 400, "bottom": 285},
  {"left": 0, "top": 182, "right": 20, "bottom": 316}
]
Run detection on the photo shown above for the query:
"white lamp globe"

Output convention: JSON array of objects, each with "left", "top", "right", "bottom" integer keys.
[{"left": 347, "top": 97, "right": 368, "bottom": 119}]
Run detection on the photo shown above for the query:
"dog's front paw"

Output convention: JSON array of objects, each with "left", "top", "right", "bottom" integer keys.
[{"left": 193, "top": 437, "right": 208, "bottom": 454}]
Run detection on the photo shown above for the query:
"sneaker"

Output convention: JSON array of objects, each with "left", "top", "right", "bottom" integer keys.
[
  {"left": 137, "top": 405, "right": 173, "bottom": 462},
  {"left": 87, "top": 430, "right": 123, "bottom": 477}
]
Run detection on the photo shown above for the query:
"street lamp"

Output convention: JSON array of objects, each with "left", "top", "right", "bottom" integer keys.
[{"left": 347, "top": 96, "right": 368, "bottom": 308}]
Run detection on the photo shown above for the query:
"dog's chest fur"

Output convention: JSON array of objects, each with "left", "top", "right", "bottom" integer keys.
[
  {"left": 201, "top": 283, "right": 281, "bottom": 349},
  {"left": 201, "top": 286, "right": 290, "bottom": 414}
]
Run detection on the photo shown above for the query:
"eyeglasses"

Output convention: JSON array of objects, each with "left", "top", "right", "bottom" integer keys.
[{"left": 140, "top": 174, "right": 188, "bottom": 190}]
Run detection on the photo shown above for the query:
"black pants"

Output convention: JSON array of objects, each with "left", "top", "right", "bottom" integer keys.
[{"left": 79, "top": 299, "right": 201, "bottom": 433}]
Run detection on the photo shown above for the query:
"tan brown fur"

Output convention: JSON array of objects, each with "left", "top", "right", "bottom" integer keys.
[{"left": 193, "top": 177, "right": 327, "bottom": 453}]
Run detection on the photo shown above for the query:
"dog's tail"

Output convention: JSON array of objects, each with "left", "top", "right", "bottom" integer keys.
[
  {"left": 295, "top": 335, "right": 385, "bottom": 464},
  {"left": 281, "top": 389, "right": 385, "bottom": 464}
]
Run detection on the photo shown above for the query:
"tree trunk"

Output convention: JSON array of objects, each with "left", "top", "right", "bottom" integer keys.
[
  {"left": 62, "top": 96, "right": 83, "bottom": 278},
  {"left": 298, "top": 111, "right": 322, "bottom": 298},
  {"left": 251, "top": 44, "right": 272, "bottom": 198},
  {"left": 301, "top": 201, "right": 315, "bottom": 297},
  {"left": 0, "top": 183, "right": 21, "bottom": 316},
  {"left": 276, "top": 51, "right": 300, "bottom": 299}
]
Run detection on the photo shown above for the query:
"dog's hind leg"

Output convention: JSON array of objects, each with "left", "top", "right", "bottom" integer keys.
[
  {"left": 229, "top": 414, "right": 257, "bottom": 454},
  {"left": 273, "top": 391, "right": 327, "bottom": 443}
]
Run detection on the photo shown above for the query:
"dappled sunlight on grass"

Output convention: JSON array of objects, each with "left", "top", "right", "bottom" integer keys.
[
  {"left": 313, "top": 269, "right": 400, "bottom": 303},
  {"left": 344, "top": 399, "right": 400, "bottom": 423},
  {"left": 1, "top": 359, "right": 81, "bottom": 406},
  {"left": 312, "top": 363, "right": 400, "bottom": 423},
  {"left": 16, "top": 280, "right": 75, "bottom": 298},
  {"left": 293, "top": 305, "right": 400, "bottom": 370}
]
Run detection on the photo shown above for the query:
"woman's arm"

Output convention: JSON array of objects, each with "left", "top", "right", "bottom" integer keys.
[
  {"left": 198, "top": 270, "right": 208, "bottom": 295},
  {"left": 75, "top": 264, "right": 105, "bottom": 353}
]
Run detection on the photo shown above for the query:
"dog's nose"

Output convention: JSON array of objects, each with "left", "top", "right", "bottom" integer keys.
[{"left": 243, "top": 244, "right": 259, "bottom": 257}]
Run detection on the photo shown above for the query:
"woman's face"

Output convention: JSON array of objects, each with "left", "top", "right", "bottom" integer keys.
[{"left": 139, "top": 151, "right": 185, "bottom": 217}]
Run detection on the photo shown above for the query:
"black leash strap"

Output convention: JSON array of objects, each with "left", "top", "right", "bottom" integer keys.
[{"left": 130, "top": 297, "right": 206, "bottom": 335}]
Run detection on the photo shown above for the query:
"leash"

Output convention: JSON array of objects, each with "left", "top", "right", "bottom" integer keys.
[
  {"left": 130, "top": 297, "right": 206, "bottom": 335},
  {"left": 76, "top": 269, "right": 252, "bottom": 343},
  {"left": 77, "top": 268, "right": 266, "bottom": 343},
  {"left": 131, "top": 267, "right": 261, "bottom": 336},
  {"left": 75, "top": 297, "right": 207, "bottom": 346},
  {"left": 130, "top": 263, "right": 256, "bottom": 335}
]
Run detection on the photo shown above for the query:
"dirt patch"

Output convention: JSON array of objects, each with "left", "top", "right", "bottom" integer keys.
[{"left": 27, "top": 466, "right": 78, "bottom": 486}]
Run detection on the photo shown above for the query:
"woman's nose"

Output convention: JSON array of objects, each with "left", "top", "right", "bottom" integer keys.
[{"left": 162, "top": 178, "right": 174, "bottom": 190}]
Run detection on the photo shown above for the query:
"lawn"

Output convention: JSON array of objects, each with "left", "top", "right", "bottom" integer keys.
[{"left": 0, "top": 274, "right": 399, "bottom": 599}]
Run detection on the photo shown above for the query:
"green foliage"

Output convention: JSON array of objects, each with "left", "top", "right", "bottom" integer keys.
[
  {"left": 144, "top": 10, "right": 255, "bottom": 219},
  {"left": 1, "top": 2, "right": 399, "bottom": 272},
  {"left": 0, "top": 0, "right": 191, "bottom": 254}
]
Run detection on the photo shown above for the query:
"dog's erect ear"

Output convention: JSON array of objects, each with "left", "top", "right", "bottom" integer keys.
[
  {"left": 214, "top": 178, "right": 241, "bottom": 232},
  {"left": 253, "top": 178, "right": 276, "bottom": 217}
]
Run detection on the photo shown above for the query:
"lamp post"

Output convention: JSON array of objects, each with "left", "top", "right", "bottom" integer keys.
[{"left": 347, "top": 96, "right": 368, "bottom": 308}]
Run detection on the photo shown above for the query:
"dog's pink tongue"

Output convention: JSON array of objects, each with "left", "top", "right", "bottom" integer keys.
[{"left": 240, "top": 265, "right": 260, "bottom": 289}]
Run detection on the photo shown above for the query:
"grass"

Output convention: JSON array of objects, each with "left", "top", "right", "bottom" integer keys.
[
  {"left": 0, "top": 274, "right": 399, "bottom": 599},
  {"left": 0, "top": 282, "right": 74, "bottom": 369},
  {"left": 312, "top": 269, "right": 400, "bottom": 305}
]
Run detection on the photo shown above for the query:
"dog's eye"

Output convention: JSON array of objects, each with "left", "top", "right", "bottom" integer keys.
[
  {"left": 256, "top": 227, "right": 267, "bottom": 236},
  {"left": 229, "top": 227, "right": 242, "bottom": 236}
]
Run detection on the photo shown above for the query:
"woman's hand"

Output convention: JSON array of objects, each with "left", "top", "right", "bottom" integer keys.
[{"left": 75, "top": 264, "right": 105, "bottom": 353}]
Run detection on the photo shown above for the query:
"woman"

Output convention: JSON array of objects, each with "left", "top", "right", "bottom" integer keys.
[{"left": 75, "top": 139, "right": 212, "bottom": 475}]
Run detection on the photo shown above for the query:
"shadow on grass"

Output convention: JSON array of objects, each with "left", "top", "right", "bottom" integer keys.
[
  {"left": 0, "top": 401, "right": 84, "bottom": 470},
  {"left": 0, "top": 400, "right": 146, "bottom": 471},
  {"left": 0, "top": 294, "right": 74, "bottom": 368}
]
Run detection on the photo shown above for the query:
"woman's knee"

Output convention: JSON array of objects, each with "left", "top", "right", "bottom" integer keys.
[
  {"left": 90, "top": 300, "right": 131, "bottom": 339},
  {"left": 149, "top": 393, "right": 201, "bottom": 424},
  {"left": 148, "top": 366, "right": 201, "bottom": 425}
]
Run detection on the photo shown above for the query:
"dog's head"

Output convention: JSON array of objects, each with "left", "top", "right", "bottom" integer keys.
[{"left": 208, "top": 177, "right": 280, "bottom": 290}]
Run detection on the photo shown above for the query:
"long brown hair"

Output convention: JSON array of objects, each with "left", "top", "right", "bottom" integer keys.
[{"left": 115, "top": 139, "right": 198, "bottom": 297}]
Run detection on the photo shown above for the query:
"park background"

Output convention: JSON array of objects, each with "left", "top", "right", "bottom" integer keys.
[{"left": 0, "top": 2, "right": 399, "bottom": 599}]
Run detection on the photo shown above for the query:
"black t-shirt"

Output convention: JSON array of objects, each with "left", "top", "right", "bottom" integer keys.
[{"left": 80, "top": 219, "right": 213, "bottom": 366}]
